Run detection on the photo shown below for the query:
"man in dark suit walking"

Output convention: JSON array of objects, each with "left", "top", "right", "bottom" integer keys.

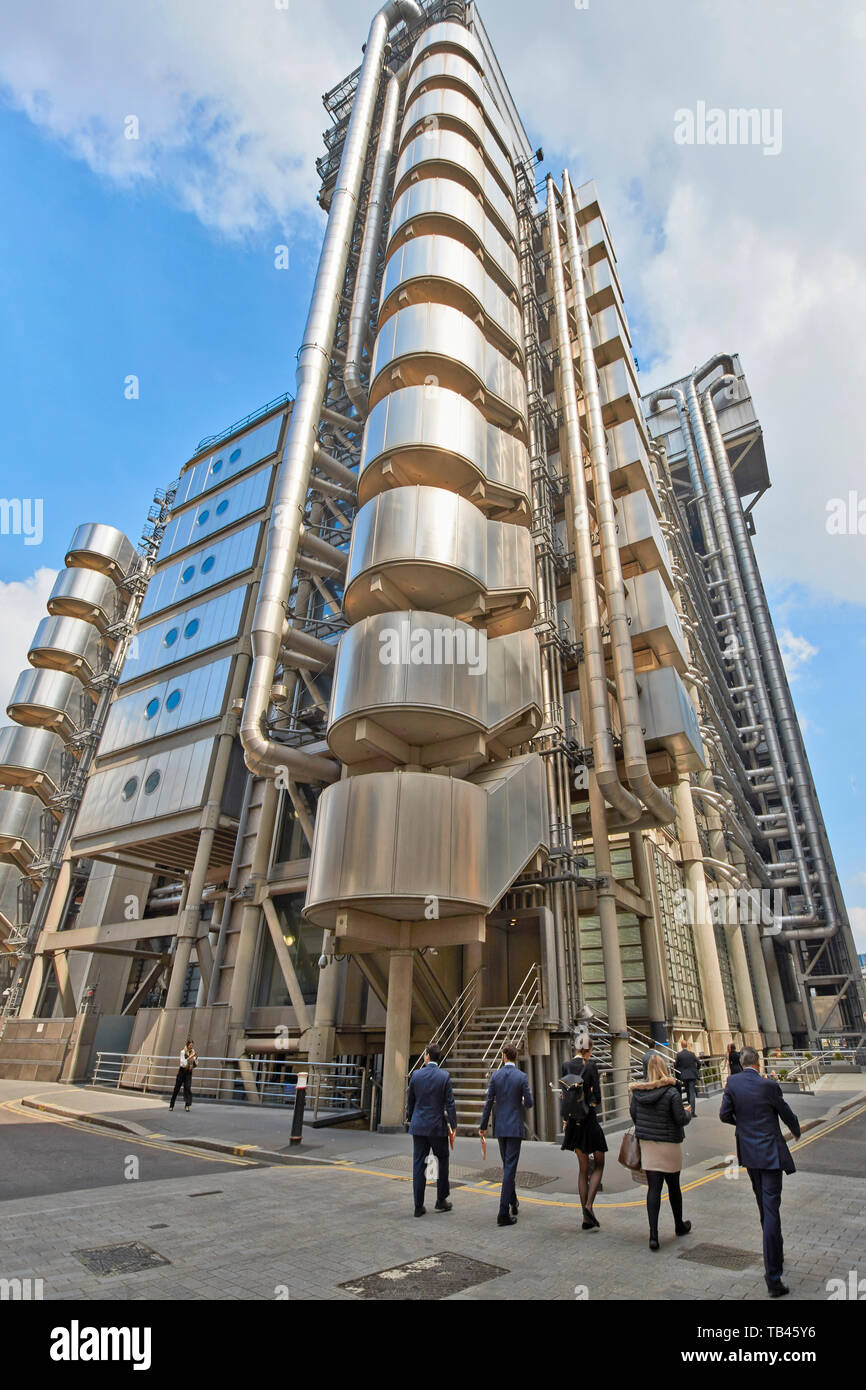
[
  {"left": 675, "top": 1038, "right": 700, "bottom": 1116},
  {"left": 720, "top": 1045, "right": 801, "bottom": 1297},
  {"left": 479, "top": 1043, "right": 534, "bottom": 1227},
  {"left": 406, "top": 1045, "right": 457, "bottom": 1218}
]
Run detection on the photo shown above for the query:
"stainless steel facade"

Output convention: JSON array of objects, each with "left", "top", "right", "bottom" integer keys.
[{"left": 3, "top": 0, "right": 861, "bottom": 1109}]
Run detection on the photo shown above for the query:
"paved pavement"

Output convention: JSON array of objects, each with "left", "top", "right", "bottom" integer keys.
[{"left": 0, "top": 1076, "right": 863, "bottom": 1301}]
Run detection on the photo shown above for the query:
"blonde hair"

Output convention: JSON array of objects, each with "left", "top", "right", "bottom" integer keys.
[{"left": 647, "top": 1051, "right": 674, "bottom": 1083}]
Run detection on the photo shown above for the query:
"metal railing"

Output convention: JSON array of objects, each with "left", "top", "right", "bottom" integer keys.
[
  {"left": 91, "top": 1052, "right": 366, "bottom": 1118},
  {"left": 771, "top": 1048, "right": 860, "bottom": 1093},
  {"left": 481, "top": 965, "right": 541, "bottom": 1068},
  {"left": 408, "top": 966, "right": 485, "bottom": 1077}
]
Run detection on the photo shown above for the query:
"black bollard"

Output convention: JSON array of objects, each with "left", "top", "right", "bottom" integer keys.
[{"left": 290, "top": 1070, "right": 308, "bottom": 1145}]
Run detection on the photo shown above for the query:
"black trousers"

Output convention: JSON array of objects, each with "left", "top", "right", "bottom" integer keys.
[
  {"left": 412, "top": 1134, "right": 450, "bottom": 1210},
  {"left": 748, "top": 1167, "right": 784, "bottom": 1286},
  {"left": 170, "top": 1067, "right": 192, "bottom": 1108},
  {"left": 682, "top": 1078, "right": 697, "bottom": 1113},
  {"left": 497, "top": 1137, "right": 522, "bottom": 1216}
]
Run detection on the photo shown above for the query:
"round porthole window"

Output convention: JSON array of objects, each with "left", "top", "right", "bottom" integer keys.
[
  {"left": 184, "top": 618, "right": 200, "bottom": 640},
  {"left": 212, "top": 458, "right": 224, "bottom": 474},
  {"left": 181, "top": 565, "right": 195, "bottom": 584},
  {"left": 165, "top": 689, "right": 182, "bottom": 713},
  {"left": 230, "top": 447, "right": 242, "bottom": 464},
  {"left": 201, "top": 555, "right": 216, "bottom": 574},
  {"left": 197, "top": 509, "right": 210, "bottom": 526},
  {"left": 145, "top": 698, "right": 160, "bottom": 719},
  {"left": 216, "top": 499, "right": 229, "bottom": 516},
  {"left": 144, "top": 771, "right": 161, "bottom": 795},
  {"left": 121, "top": 777, "right": 139, "bottom": 802},
  {"left": 164, "top": 627, "right": 179, "bottom": 648}
]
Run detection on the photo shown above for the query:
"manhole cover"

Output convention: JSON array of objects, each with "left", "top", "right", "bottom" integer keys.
[
  {"left": 480, "top": 1168, "right": 555, "bottom": 1189},
  {"left": 677, "top": 1243, "right": 758, "bottom": 1271},
  {"left": 340, "top": 1252, "right": 508, "bottom": 1300},
  {"left": 73, "top": 1242, "right": 170, "bottom": 1277}
]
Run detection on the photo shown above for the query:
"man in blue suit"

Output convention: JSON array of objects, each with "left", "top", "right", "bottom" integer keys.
[
  {"left": 479, "top": 1043, "right": 534, "bottom": 1227},
  {"left": 406, "top": 1045, "right": 457, "bottom": 1217},
  {"left": 720, "top": 1045, "right": 801, "bottom": 1297}
]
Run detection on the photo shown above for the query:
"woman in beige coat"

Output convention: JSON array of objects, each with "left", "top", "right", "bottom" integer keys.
[{"left": 629, "top": 1052, "right": 693, "bottom": 1250}]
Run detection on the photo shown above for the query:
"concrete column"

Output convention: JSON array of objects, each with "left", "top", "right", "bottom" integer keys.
[
  {"left": 724, "top": 919, "right": 761, "bottom": 1049},
  {"left": 587, "top": 776, "right": 630, "bottom": 1114},
  {"left": 165, "top": 824, "right": 216, "bottom": 1010},
  {"left": 629, "top": 831, "right": 667, "bottom": 1039},
  {"left": 50, "top": 951, "right": 77, "bottom": 1018},
  {"left": 743, "top": 920, "right": 781, "bottom": 1046},
  {"left": 379, "top": 948, "right": 414, "bottom": 1131},
  {"left": 762, "top": 937, "right": 794, "bottom": 1046},
  {"left": 674, "top": 778, "right": 730, "bottom": 1053},
  {"left": 307, "top": 932, "right": 340, "bottom": 1065},
  {"left": 18, "top": 951, "right": 46, "bottom": 1017}
]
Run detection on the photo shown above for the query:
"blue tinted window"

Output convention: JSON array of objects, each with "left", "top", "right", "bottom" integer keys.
[
  {"left": 198, "top": 509, "right": 210, "bottom": 526},
  {"left": 216, "top": 499, "right": 229, "bottom": 516},
  {"left": 184, "top": 619, "right": 200, "bottom": 640},
  {"left": 181, "top": 565, "right": 195, "bottom": 584},
  {"left": 164, "top": 628, "right": 179, "bottom": 648},
  {"left": 145, "top": 698, "right": 160, "bottom": 719},
  {"left": 166, "top": 690, "right": 182, "bottom": 713},
  {"left": 212, "top": 459, "right": 223, "bottom": 474},
  {"left": 144, "top": 771, "right": 161, "bottom": 795},
  {"left": 201, "top": 555, "right": 216, "bottom": 574},
  {"left": 230, "top": 447, "right": 242, "bottom": 463}
]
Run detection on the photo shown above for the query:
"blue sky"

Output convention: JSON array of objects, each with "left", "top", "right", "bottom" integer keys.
[{"left": 0, "top": 0, "right": 863, "bottom": 950}]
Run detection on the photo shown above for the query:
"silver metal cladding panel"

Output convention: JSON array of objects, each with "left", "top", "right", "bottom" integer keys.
[
  {"left": 370, "top": 302, "right": 527, "bottom": 423},
  {"left": 485, "top": 518, "right": 537, "bottom": 601},
  {"left": 28, "top": 614, "right": 104, "bottom": 682},
  {"left": 346, "top": 486, "right": 486, "bottom": 591},
  {"left": 637, "top": 667, "right": 705, "bottom": 772},
  {"left": 0, "top": 861, "right": 21, "bottom": 928},
  {"left": 175, "top": 413, "right": 285, "bottom": 507},
  {"left": 409, "top": 20, "right": 486, "bottom": 75},
  {"left": 121, "top": 585, "right": 247, "bottom": 687},
  {"left": 598, "top": 357, "right": 643, "bottom": 427},
  {"left": 74, "top": 735, "right": 216, "bottom": 840},
  {"left": 380, "top": 236, "right": 523, "bottom": 355},
  {"left": 591, "top": 302, "right": 632, "bottom": 360},
  {"left": 0, "top": 788, "right": 43, "bottom": 864},
  {"left": 139, "top": 521, "right": 261, "bottom": 620},
  {"left": 406, "top": 50, "right": 484, "bottom": 108},
  {"left": 304, "top": 771, "right": 489, "bottom": 924},
  {"left": 65, "top": 523, "right": 137, "bottom": 585},
  {"left": 6, "top": 668, "right": 85, "bottom": 738},
  {"left": 394, "top": 130, "right": 518, "bottom": 241},
  {"left": 467, "top": 752, "right": 548, "bottom": 905},
  {"left": 47, "top": 568, "right": 118, "bottom": 632},
  {"left": 388, "top": 180, "right": 520, "bottom": 291},
  {"left": 624, "top": 569, "right": 688, "bottom": 672},
  {"left": 400, "top": 88, "right": 516, "bottom": 197},
  {"left": 606, "top": 419, "right": 660, "bottom": 510},
  {"left": 160, "top": 466, "right": 271, "bottom": 559},
  {"left": 615, "top": 489, "right": 673, "bottom": 587},
  {"left": 359, "top": 385, "right": 530, "bottom": 504},
  {"left": 99, "top": 655, "right": 233, "bottom": 756},
  {"left": 0, "top": 725, "right": 65, "bottom": 801},
  {"left": 486, "top": 629, "right": 543, "bottom": 735},
  {"left": 329, "top": 612, "right": 487, "bottom": 738}
]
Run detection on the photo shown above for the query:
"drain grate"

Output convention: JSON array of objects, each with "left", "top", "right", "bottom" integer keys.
[
  {"left": 677, "top": 1243, "right": 759, "bottom": 1271},
  {"left": 73, "top": 1242, "right": 170, "bottom": 1277},
  {"left": 189, "top": 1190, "right": 223, "bottom": 1198},
  {"left": 340, "top": 1251, "right": 508, "bottom": 1300},
  {"left": 480, "top": 1167, "right": 555, "bottom": 1189}
]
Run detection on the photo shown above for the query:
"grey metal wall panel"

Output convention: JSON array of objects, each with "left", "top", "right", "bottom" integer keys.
[
  {"left": 121, "top": 585, "right": 247, "bottom": 686},
  {"left": 160, "top": 466, "right": 271, "bottom": 558},
  {"left": 99, "top": 656, "right": 232, "bottom": 755},
  {"left": 139, "top": 522, "right": 260, "bottom": 619},
  {"left": 74, "top": 736, "right": 215, "bottom": 839},
  {"left": 175, "top": 413, "right": 284, "bottom": 508}
]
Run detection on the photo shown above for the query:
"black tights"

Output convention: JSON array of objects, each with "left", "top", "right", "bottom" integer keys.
[
  {"left": 645, "top": 1170, "right": 683, "bottom": 1236},
  {"left": 577, "top": 1150, "right": 605, "bottom": 1213}
]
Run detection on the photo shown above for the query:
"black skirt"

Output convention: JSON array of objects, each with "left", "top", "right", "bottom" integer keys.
[{"left": 561, "top": 1110, "right": 608, "bottom": 1155}]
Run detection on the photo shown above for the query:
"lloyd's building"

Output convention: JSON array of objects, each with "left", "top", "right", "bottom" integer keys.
[{"left": 1, "top": 0, "right": 862, "bottom": 1132}]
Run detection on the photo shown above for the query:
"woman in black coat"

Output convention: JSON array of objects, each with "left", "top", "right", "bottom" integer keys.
[
  {"left": 561, "top": 1041, "right": 607, "bottom": 1231},
  {"left": 629, "top": 1052, "right": 693, "bottom": 1250},
  {"left": 727, "top": 1043, "right": 743, "bottom": 1075}
]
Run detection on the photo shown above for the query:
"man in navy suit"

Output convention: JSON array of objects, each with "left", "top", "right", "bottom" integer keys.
[
  {"left": 479, "top": 1043, "right": 534, "bottom": 1227},
  {"left": 720, "top": 1045, "right": 801, "bottom": 1297},
  {"left": 406, "top": 1045, "right": 457, "bottom": 1218}
]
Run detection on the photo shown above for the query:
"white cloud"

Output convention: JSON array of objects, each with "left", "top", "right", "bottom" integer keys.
[
  {"left": 778, "top": 628, "right": 819, "bottom": 681},
  {"left": 848, "top": 906, "right": 866, "bottom": 954},
  {"left": 0, "top": 568, "right": 59, "bottom": 724},
  {"left": 2, "top": 0, "right": 866, "bottom": 601}
]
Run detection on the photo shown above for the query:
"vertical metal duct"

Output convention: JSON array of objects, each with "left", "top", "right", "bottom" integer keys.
[{"left": 240, "top": 0, "right": 424, "bottom": 784}]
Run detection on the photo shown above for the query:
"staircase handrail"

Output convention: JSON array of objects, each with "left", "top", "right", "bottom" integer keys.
[
  {"left": 408, "top": 965, "right": 485, "bottom": 1078},
  {"left": 482, "top": 964, "right": 541, "bottom": 1068}
]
